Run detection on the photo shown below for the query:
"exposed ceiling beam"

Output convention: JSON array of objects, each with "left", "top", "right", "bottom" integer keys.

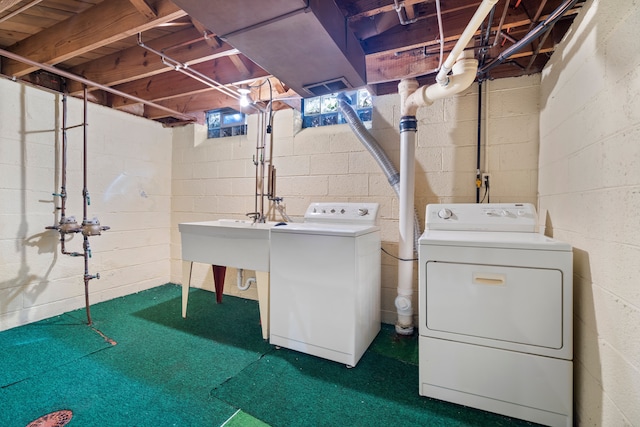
[
  {"left": 65, "top": 27, "right": 237, "bottom": 93},
  {"left": 128, "top": 0, "right": 157, "bottom": 19},
  {"left": 110, "top": 55, "right": 270, "bottom": 108},
  {"left": 144, "top": 89, "right": 240, "bottom": 120},
  {"left": 2, "top": 0, "right": 186, "bottom": 77},
  {"left": 0, "top": 0, "right": 21, "bottom": 14},
  {"left": 344, "top": 0, "right": 432, "bottom": 20},
  {"left": 366, "top": 45, "right": 556, "bottom": 84}
]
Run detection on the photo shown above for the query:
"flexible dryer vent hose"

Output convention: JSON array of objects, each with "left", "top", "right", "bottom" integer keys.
[{"left": 336, "top": 93, "right": 421, "bottom": 252}]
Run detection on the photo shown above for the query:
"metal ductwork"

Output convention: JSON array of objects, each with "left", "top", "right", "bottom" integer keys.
[{"left": 171, "top": 0, "right": 367, "bottom": 97}]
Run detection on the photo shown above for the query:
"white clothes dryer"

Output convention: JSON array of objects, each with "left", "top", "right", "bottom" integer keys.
[
  {"left": 269, "top": 202, "right": 381, "bottom": 367},
  {"left": 418, "top": 203, "right": 573, "bottom": 427}
]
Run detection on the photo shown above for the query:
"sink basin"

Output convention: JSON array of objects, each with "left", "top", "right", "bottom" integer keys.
[
  {"left": 178, "top": 220, "right": 277, "bottom": 271},
  {"left": 217, "top": 219, "right": 259, "bottom": 226}
]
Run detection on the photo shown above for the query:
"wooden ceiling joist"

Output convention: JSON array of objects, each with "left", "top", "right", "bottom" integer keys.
[
  {"left": 0, "top": 0, "right": 22, "bottom": 14},
  {"left": 0, "top": 0, "right": 584, "bottom": 124},
  {"left": 110, "top": 55, "right": 270, "bottom": 108},
  {"left": 2, "top": 0, "right": 186, "bottom": 77},
  {"left": 128, "top": 0, "right": 157, "bottom": 19},
  {"left": 65, "top": 27, "right": 238, "bottom": 94}
]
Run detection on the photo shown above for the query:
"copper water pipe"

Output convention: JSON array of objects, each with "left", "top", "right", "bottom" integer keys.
[{"left": 82, "top": 86, "right": 94, "bottom": 325}]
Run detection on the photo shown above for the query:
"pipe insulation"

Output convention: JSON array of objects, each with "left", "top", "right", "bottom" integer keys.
[{"left": 336, "top": 93, "right": 421, "bottom": 251}]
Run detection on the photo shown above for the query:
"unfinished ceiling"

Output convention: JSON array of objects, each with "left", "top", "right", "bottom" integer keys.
[{"left": 0, "top": 0, "right": 585, "bottom": 126}]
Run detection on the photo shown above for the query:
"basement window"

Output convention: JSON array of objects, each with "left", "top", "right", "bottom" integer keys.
[
  {"left": 206, "top": 108, "right": 248, "bottom": 138},
  {"left": 302, "top": 89, "right": 372, "bottom": 128}
]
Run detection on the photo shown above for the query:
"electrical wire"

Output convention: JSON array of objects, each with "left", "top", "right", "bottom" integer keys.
[
  {"left": 435, "top": 0, "right": 445, "bottom": 72},
  {"left": 480, "top": 175, "right": 490, "bottom": 203},
  {"left": 382, "top": 246, "right": 418, "bottom": 262}
]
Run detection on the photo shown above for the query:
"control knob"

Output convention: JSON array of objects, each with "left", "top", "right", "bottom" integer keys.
[{"left": 438, "top": 208, "right": 453, "bottom": 219}]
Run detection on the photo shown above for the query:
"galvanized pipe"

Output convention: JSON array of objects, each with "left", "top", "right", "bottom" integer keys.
[{"left": 0, "top": 47, "right": 196, "bottom": 122}]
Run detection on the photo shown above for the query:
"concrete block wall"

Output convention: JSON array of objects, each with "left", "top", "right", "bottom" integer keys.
[
  {"left": 0, "top": 78, "right": 173, "bottom": 331},
  {"left": 538, "top": 1, "right": 640, "bottom": 425},
  {"left": 171, "top": 78, "right": 540, "bottom": 325}
]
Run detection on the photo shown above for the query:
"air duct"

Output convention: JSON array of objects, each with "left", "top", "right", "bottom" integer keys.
[{"left": 170, "top": 0, "right": 367, "bottom": 97}]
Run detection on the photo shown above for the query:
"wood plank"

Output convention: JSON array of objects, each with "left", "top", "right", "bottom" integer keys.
[
  {"left": 65, "top": 27, "right": 238, "bottom": 93},
  {"left": 341, "top": 0, "right": 429, "bottom": 20},
  {"left": 0, "top": 0, "right": 22, "bottom": 14},
  {"left": 110, "top": 55, "right": 269, "bottom": 108},
  {"left": 128, "top": 0, "right": 156, "bottom": 19},
  {"left": 144, "top": 89, "right": 240, "bottom": 120},
  {"left": 360, "top": 2, "right": 483, "bottom": 54},
  {"left": 366, "top": 50, "right": 440, "bottom": 83},
  {"left": 228, "top": 54, "right": 250, "bottom": 78},
  {"left": 2, "top": 0, "right": 186, "bottom": 77},
  {"left": 365, "top": 45, "right": 555, "bottom": 84}
]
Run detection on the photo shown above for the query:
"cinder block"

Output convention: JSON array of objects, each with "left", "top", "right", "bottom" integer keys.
[
  {"left": 328, "top": 174, "right": 368, "bottom": 196},
  {"left": 310, "top": 152, "right": 349, "bottom": 175},
  {"left": 278, "top": 176, "right": 328, "bottom": 196}
]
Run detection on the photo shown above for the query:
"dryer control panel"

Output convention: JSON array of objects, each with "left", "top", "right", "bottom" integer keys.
[{"left": 425, "top": 203, "right": 537, "bottom": 232}]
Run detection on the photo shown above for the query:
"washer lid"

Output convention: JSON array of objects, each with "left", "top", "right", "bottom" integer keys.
[
  {"left": 271, "top": 222, "right": 380, "bottom": 237},
  {"left": 419, "top": 229, "right": 572, "bottom": 251}
]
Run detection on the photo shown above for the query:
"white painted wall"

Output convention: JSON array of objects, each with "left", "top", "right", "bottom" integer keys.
[
  {"left": 171, "top": 77, "right": 541, "bottom": 324},
  {"left": 538, "top": 1, "right": 640, "bottom": 425},
  {"left": 0, "top": 78, "right": 173, "bottom": 331}
]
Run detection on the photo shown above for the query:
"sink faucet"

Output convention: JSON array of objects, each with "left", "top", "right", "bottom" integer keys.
[{"left": 246, "top": 212, "right": 263, "bottom": 223}]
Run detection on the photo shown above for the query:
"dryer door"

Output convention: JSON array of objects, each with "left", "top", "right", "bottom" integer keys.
[{"left": 425, "top": 261, "right": 563, "bottom": 349}]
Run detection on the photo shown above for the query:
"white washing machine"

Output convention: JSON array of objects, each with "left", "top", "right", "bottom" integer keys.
[
  {"left": 269, "top": 202, "right": 381, "bottom": 367},
  {"left": 418, "top": 203, "right": 573, "bottom": 427}
]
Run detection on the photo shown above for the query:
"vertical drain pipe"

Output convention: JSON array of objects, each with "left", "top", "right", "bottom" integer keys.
[
  {"left": 395, "top": 0, "right": 498, "bottom": 335},
  {"left": 396, "top": 79, "right": 420, "bottom": 334}
]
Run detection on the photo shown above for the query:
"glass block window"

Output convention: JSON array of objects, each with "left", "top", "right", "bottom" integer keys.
[
  {"left": 206, "top": 108, "right": 248, "bottom": 138},
  {"left": 302, "top": 89, "right": 373, "bottom": 128}
]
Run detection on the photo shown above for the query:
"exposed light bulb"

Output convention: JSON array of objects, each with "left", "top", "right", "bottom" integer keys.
[{"left": 238, "top": 86, "right": 251, "bottom": 107}]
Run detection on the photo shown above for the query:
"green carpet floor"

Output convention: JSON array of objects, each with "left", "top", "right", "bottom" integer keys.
[{"left": 0, "top": 284, "right": 541, "bottom": 427}]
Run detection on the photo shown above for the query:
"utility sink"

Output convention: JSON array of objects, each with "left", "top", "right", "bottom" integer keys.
[
  {"left": 178, "top": 219, "right": 278, "bottom": 340},
  {"left": 178, "top": 220, "right": 276, "bottom": 271}
]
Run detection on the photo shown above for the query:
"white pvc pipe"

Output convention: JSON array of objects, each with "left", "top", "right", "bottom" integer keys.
[
  {"left": 436, "top": 0, "right": 498, "bottom": 86},
  {"left": 395, "top": 0, "right": 497, "bottom": 335},
  {"left": 237, "top": 268, "right": 255, "bottom": 291},
  {"left": 405, "top": 51, "right": 479, "bottom": 115},
  {"left": 396, "top": 109, "right": 418, "bottom": 334}
]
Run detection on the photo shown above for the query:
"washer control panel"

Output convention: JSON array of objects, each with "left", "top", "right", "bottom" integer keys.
[
  {"left": 426, "top": 203, "right": 537, "bottom": 232},
  {"left": 304, "top": 202, "right": 379, "bottom": 225}
]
